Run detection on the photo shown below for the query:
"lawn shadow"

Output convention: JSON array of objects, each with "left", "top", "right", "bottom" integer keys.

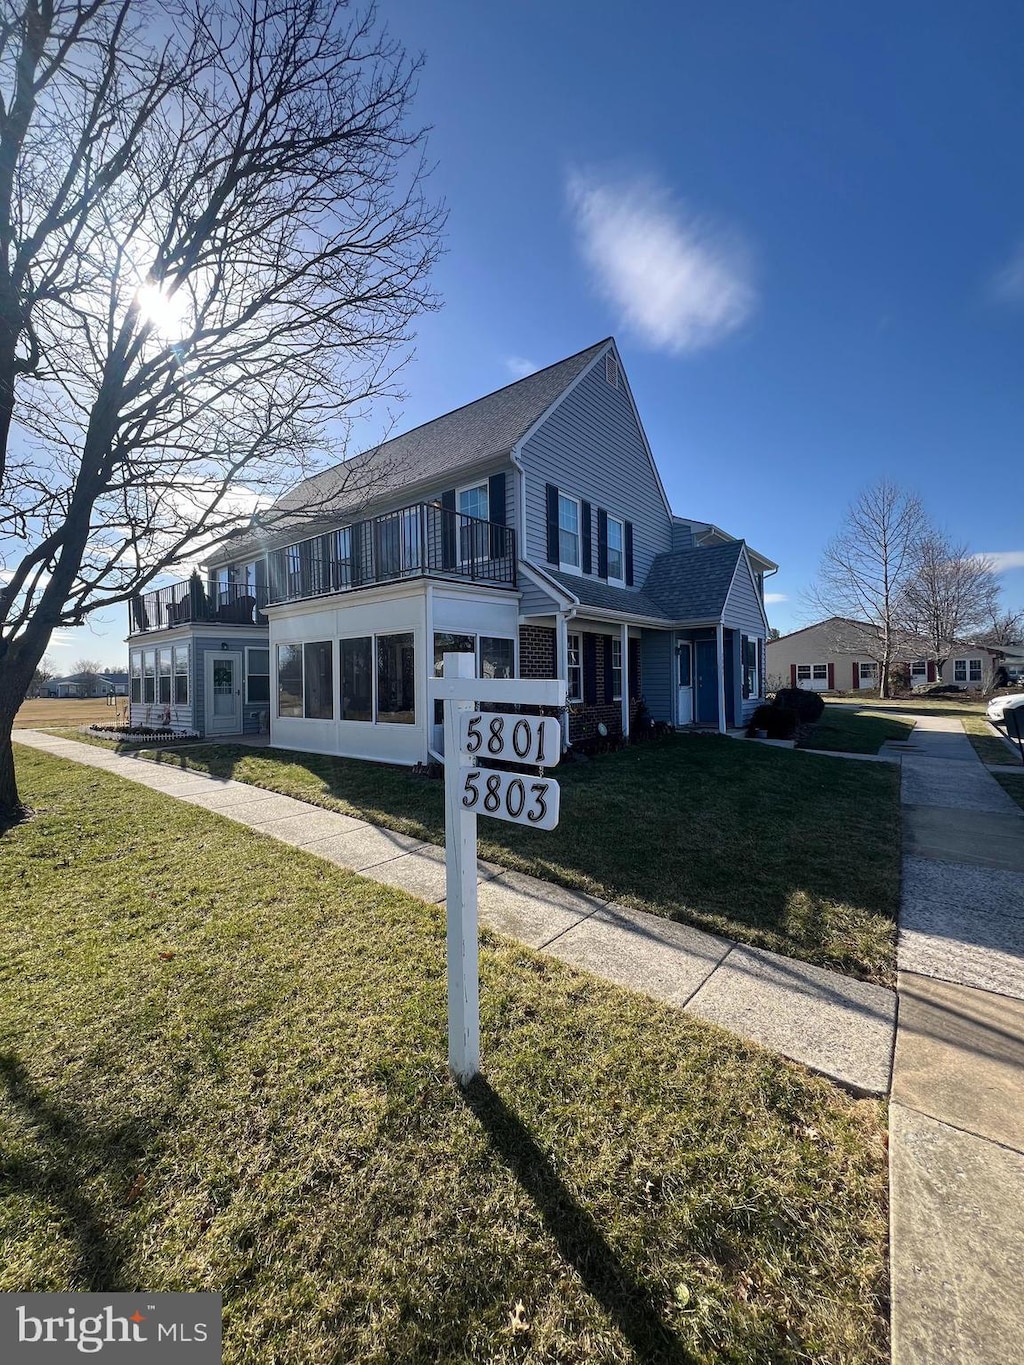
[
  {"left": 460, "top": 1075, "right": 697, "bottom": 1364},
  {"left": 0, "top": 1053, "right": 155, "bottom": 1291}
]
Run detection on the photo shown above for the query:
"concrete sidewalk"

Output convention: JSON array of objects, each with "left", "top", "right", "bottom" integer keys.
[
  {"left": 889, "top": 714, "right": 1024, "bottom": 1365},
  {"left": 14, "top": 728, "right": 896, "bottom": 1095}
]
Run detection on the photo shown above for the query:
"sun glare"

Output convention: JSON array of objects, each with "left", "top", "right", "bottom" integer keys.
[{"left": 136, "top": 283, "right": 190, "bottom": 339}]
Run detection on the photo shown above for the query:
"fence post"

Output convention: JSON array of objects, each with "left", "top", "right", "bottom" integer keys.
[{"left": 443, "top": 652, "right": 480, "bottom": 1083}]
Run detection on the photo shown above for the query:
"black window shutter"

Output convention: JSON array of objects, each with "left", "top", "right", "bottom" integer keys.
[
  {"left": 629, "top": 637, "right": 641, "bottom": 699},
  {"left": 441, "top": 489, "right": 456, "bottom": 570},
  {"left": 597, "top": 509, "right": 608, "bottom": 579},
  {"left": 603, "top": 634, "right": 614, "bottom": 701},
  {"left": 488, "top": 472, "right": 506, "bottom": 525},
  {"left": 545, "top": 484, "right": 559, "bottom": 564},
  {"left": 624, "top": 521, "right": 634, "bottom": 586},
  {"left": 583, "top": 634, "right": 598, "bottom": 704},
  {"left": 488, "top": 472, "right": 507, "bottom": 558},
  {"left": 581, "top": 501, "right": 592, "bottom": 574}
]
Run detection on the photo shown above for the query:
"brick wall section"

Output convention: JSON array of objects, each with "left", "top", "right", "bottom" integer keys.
[
  {"left": 518, "top": 625, "right": 643, "bottom": 742},
  {"left": 519, "top": 625, "right": 556, "bottom": 678}
]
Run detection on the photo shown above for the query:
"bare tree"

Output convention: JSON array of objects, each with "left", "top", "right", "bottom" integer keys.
[
  {"left": 897, "top": 537, "right": 1001, "bottom": 682},
  {"left": 979, "top": 607, "right": 1024, "bottom": 648},
  {"left": 808, "top": 480, "right": 929, "bottom": 697},
  {"left": 0, "top": 0, "right": 442, "bottom": 817},
  {"left": 70, "top": 655, "right": 103, "bottom": 693},
  {"left": 27, "top": 652, "right": 55, "bottom": 696}
]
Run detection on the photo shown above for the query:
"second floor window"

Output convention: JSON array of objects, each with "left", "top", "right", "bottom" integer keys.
[
  {"left": 458, "top": 483, "right": 488, "bottom": 563},
  {"left": 559, "top": 494, "right": 580, "bottom": 569},
  {"left": 607, "top": 516, "right": 624, "bottom": 583}
]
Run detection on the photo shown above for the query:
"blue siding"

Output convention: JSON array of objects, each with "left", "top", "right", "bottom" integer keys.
[
  {"left": 722, "top": 551, "right": 766, "bottom": 635},
  {"left": 193, "top": 634, "right": 270, "bottom": 736},
  {"left": 521, "top": 355, "right": 673, "bottom": 588},
  {"left": 518, "top": 577, "right": 561, "bottom": 617},
  {"left": 671, "top": 521, "right": 695, "bottom": 551},
  {"left": 640, "top": 629, "right": 673, "bottom": 722}
]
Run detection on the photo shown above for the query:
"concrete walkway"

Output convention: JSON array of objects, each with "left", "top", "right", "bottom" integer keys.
[
  {"left": 13, "top": 728, "right": 896, "bottom": 1095},
  {"left": 889, "top": 714, "right": 1024, "bottom": 1364}
]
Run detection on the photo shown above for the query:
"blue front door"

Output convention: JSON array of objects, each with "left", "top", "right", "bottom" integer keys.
[{"left": 695, "top": 639, "right": 719, "bottom": 725}]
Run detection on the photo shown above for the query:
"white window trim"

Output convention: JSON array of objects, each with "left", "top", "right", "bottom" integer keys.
[
  {"left": 339, "top": 633, "right": 376, "bottom": 724},
  {"left": 567, "top": 631, "right": 583, "bottom": 702},
  {"left": 245, "top": 645, "right": 271, "bottom": 706},
  {"left": 456, "top": 480, "right": 490, "bottom": 567},
  {"left": 811, "top": 663, "right": 828, "bottom": 680},
  {"left": 968, "top": 657, "right": 983, "bottom": 681},
  {"left": 275, "top": 641, "right": 305, "bottom": 719},
  {"left": 859, "top": 662, "right": 878, "bottom": 681},
  {"left": 606, "top": 514, "right": 625, "bottom": 587},
  {"left": 611, "top": 637, "right": 623, "bottom": 701},
  {"left": 173, "top": 643, "right": 190, "bottom": 707},
  {"left": 796, "top": 664, "right": 811, "bottom": 680},
  {"left": 953, "top": 659, "right": 967, "bottom": 681},
  {"left": 558, "top": 493, "right": 583, "bottom": 576}
]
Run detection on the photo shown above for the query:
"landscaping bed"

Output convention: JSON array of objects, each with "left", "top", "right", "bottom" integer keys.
[
  {"left": 0, "top": 750, "right": 890, "bottom": 1364},
  {"left": 32, "top": 732, "right": 901, "bottom": 984}
]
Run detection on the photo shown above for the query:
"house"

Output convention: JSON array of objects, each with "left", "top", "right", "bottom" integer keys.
[
  {"left": 44, "top": 671, "right": 127, "bottom": 698},
  {"left": 125, "top": 339, "right": 777, "bottom": 758},
  {"left": 767, "top": 616, "right": 1021, "bottom": 692}
]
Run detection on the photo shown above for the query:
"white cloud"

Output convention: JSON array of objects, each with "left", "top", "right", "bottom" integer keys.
[
  {"left": 764, "top": 592, "right": 789, "bottom": 604},
  {"left": 978, "top": 550, "right": 1024, "bottom": 573},
  {"left": 566, "top": 168, "right": 756, "bottom": 354},
  {"left": 990, "top": 242, "right": 1024, "bottom": 306},
  {"left": 47, "top": 631, "right": 75, "bottom": 649},
  {"left": 505, "top": 356, "right": 538, "bottom": 380}
]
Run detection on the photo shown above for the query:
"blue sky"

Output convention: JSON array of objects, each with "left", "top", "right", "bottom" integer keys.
[{"left": 59, "top": 0, "right": 1023, "bottom": 665}]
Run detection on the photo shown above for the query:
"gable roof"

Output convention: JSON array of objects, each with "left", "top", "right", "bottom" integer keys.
[
  {"left": 642, "top": 542, "right": 745, "bottom": 621},
  {"left": 219, "top": 339, "right": 611, "bottom": 561},
  {"left": 767, "top": 616, "right": 873, "bottom": 645}
]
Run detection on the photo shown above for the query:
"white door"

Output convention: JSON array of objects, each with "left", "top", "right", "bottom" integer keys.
[
  {"left": 676, "top": 641, "right": 694, "bottom": 725},
  {"left": 205, "top": 651, "right": 242, "bottom": 735}
]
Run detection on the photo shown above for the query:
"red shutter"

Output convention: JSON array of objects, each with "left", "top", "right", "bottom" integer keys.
[
  {"left": 827, "top": 662, "right": 834, "bottom": 690},
  {"left": 790, "top": 663, "right": 797, "bottom": 687},
  {"left": 927, "top": 661, "right": 936, "bottom": 682},
  {"left": 852, "top": 662, "right": 859, "bottom": 690}
]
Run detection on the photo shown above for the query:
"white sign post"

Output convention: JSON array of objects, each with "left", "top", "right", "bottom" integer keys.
[{"left": 434, "top": 653, "right": 567, "bottom": 1083}]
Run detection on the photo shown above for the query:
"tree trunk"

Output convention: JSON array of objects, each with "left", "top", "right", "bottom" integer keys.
[
  {"left": 0, "top": 691, "right": 22, "bottom": 821},
  {"left": 0, "top": 644, "right": 44, "bottom": 821}
]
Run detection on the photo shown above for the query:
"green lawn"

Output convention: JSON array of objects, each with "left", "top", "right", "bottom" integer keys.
[
  {"left": 43, "top": 732, "right": 900, "bottom": 985},
  {"left": 960, "top": 714, "right": 1019, "bottom": 767},
  {"left": 797, "top": 705, "right": 916, "bottom": 755},
  {"left": 0, "top": 750, "right": 889, "bottom": 1364},
  {"left": 995, "top": 773, "right": 1024, "bottom": 811}
]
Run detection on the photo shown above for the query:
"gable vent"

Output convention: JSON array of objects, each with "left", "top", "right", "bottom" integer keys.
[{"left": 605, "top": 353, "right": 619, "bottom": 388}]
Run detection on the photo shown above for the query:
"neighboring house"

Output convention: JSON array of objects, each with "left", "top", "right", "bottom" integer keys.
[
  {"left": 44, "top": 671, "right": 126, "bottom": 698},
  {"left": 126, "top": 339, "right": 777, "bottom": 758},
  {"left": 767, "top": 616, "right": 1021, "bottom": 692}
]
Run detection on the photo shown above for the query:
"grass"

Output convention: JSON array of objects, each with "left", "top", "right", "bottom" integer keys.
[
  {"left": 0, "top": 749, "right": 889, "bottom": 1364},
  {"left": 797, "top": 705, "right": 916, "bottom": 755},
  {"left": 959, "top": 714, "right": 1020, "bottom": 767},
  {"left": 15, "top": 697, "right": 127, "bottom": 729},
  {"left": 994, "top": 773, "right": 1024, "bottom": 811},
  {"left": 34, "top": 733, "right": 901, "bottom": 985}
]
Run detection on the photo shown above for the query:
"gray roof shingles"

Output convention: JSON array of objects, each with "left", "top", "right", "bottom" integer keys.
[
  {"left": 222, "top": 339, "right": 610, "bottom": 560},
  {"left": 642, "top": 542, "right": 745, "bottom": 621},
  {"left": 545, "top": 569, "right": 673, "bottom": 621}
]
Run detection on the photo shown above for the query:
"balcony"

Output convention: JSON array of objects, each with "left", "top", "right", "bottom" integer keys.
[
  {"left": 130, "top": 580, "right": 269, "bottom": 634},
  {"left": 265, "top": 501, "right": 517, "bottom": 606}
]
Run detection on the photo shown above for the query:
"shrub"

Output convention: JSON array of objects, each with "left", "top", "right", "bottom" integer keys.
[
  {"left": 772, "top": 687, "right": 825, "bottom": 723},
  {"left": 747, "top": 703, "right": 798, "bottom": 740}
]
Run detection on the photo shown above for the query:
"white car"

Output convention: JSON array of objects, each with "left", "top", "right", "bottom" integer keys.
[{"left": 987, "top": 692, "right": 1024, "bottom": 726}]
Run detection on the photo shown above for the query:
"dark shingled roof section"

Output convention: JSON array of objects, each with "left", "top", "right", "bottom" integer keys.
[
  {"left": 221, "top": 339, "right": 610, "bottom": 560},
  {"left": 642, "top": 541, "right": 745, "bottom": 621},
  {"left": 545, "top": 569, "right": 673, "bottom": 621}
]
